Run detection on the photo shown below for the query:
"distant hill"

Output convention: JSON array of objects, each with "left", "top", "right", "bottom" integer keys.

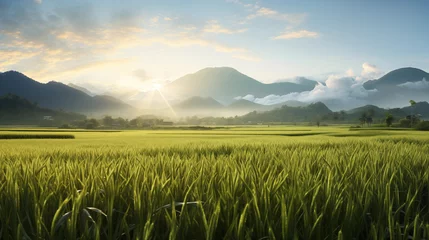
[
  {"left": 228, "top": 99, "right": 265, "bottom": 110},
  {"left": 402, "top": 101, "right": 429, "bottom": 118},
  {"left": 347, "top": 105, "right": 387, "bottom": 116},
  {"left": 68, "top": 83, "right": 95, "bottom": 96},
  {"left": 162, "top": 67, "right": 317, "bottom": 102},
  {"left": 345, "top": 102, "right": 429, "bottom": 120},
  {"left": 0, "top": 71, "right": 134, "bottom": 115},
  {"left": 239, "top": 102, "right": 332, "bottom": 123},
  {"left": 270, "top": 100, "right": 308, "bottom": 108},
  {"left": 0, "top": 94, "right": 86, "bottom": 125},
  {"left": 175, "top": 96, "right": 224, "bottom": 110}
]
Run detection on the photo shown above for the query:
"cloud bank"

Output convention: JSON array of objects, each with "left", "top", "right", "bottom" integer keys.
[
  {"left": 398, "top": 78, "right": 429, "bottom": 90},
  {"left": 235, "top": 65, "right": 381, "bottom": 110}
]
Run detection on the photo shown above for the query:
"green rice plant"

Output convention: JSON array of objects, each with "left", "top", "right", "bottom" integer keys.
[{"left": 0, "top": 127, "right": 428, "bottom": 239}]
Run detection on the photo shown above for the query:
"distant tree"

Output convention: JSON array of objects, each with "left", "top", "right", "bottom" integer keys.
[
  {"left": 366, "top": 117, "right": 373, "bottom": 126},
  {"left": 399, "top": 118, "right": 412, "bottom": 128},
  {"left": 339, "top": 110, "right": 346, "bottom": 121},
  {"left": 115, "top": 117, "right": 127, "bottom": 127},
  {"left": 409, "top": 100, "right": 417, "bottom": 126},
  {"left": 385, "top": 113, "right": 394, "bottom": 127},
  {"left": 359, "top": 113, "right": 368, "bottom": 126},
  {"left": 315, "top": 115, "right": 321, "bottom": 127},
  {"left": 103, "top": 116, "right": 114, "bottom": 126},
  {"left": 86, "top": 118, "right": 99, "bottom": 129},
  {"left": 367, "top": 109, "right": 375, "bottom": 118}
]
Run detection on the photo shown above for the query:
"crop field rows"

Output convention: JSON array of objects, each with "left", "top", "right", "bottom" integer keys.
[{"left": 0, "top": 127, "right": 429, "bottom": 239}]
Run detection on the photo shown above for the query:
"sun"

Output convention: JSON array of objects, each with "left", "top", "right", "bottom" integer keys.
[{"left": 152, "top": 83, "right": 163, "bottom": 91}]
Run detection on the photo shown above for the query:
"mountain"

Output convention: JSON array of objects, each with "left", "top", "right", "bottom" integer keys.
[
  {"left": 347, "top": 105, "right": 386, "bottom": 115},
  {"left": 68, "top": 83, "right": 95, "bottom": 96},
  {"left": 270, "top": 100, "right": 308, "bottom": 108},
  {"left": 362, "top": 68, "right": 429, "bottom": 108},
  {"left": 0, "top": 94, "right": 86, "bottom": 125},
  {"left": 228, "top": 99, "right": 263, "bottom": 108},
  {"left": 175, "top": 96, "right": 224, "bottom": 110},
  {"left": 276, "top": 77, "right": 322, "bottom": 87},
  {"left": 239, "top": 102, "right": 332, "bottom": 123},
  {"left": 162, "top": 67, "right": 317, "bottom": 103},
  {"left": 364, "top": 67, "right": 429, "bottom": 90},
  {"left": 0, "top": 71, "right": 134, "bottom": 116}
]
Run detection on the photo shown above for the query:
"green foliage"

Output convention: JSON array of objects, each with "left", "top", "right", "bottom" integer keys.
[
  {"left": 0, "top": 127, "right": 429, "bottom": 239},
  {"left": 399, "top": 118, "right": 412, "bottom": 128},
  {"left": 0, "top": 134, "right": 74, "bottom": 139},
  {"left": 385, "top": 113, "right": 394, "bottom": 127},
  {"left": 415, "top": 121, "right": 429, "bottom": 131}
]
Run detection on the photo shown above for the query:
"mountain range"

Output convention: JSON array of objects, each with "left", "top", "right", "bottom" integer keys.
[
  {"left": 1, "top": 67, "right": 429, "bottom": 118},
  {"left": 0, "top": 71, "right": 134, "bottom": 116}
]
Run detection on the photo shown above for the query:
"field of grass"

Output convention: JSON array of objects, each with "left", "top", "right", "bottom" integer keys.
[{"left": 1, "top": 126, "right": 429, "bottom": 239}]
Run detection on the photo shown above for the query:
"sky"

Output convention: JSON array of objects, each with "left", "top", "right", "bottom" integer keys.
[{"left": 1, "top": 0, "right": 428, "bottom": 94}]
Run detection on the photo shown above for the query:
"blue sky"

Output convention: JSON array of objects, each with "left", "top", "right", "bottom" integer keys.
[{"left": 0, "top": 0, "right": 428, "bottom": 93}]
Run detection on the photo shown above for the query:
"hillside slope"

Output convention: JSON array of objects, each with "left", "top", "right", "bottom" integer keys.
[
  {"left": 163, "top": 67, "right": 317, "bottom": 101},
  {"left": 0, "top": 71, "right": 133, "bottom": 115},
  {"left": 0, "top": 94, "right": 86, "bottom": 125}
]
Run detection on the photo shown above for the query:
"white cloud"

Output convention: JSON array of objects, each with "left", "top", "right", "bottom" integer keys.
[
  {"left": 273, "top": 30, "right": 319, "bottom": 40},
  {"left": 398, "top": 78, "right": 429, "bottom": 90},
  {"left": 34, "top": 0, "right": 42, "bottom": 4},
  {"left": 235, "top": 94, "right": 256, "bottom": 101},
  {"left": 360, "top": 62, "right": 382, "bottom": 80},
  {"left": 203, "top": 20, "right": 247, "bottom": 34},
  {"left": 247, "top": 7, "right": 307, "bottom": 25},
  {"left": 164, "top": 17, "right": 172, "bottom": 21},
  {"left": 236, "top": 75, "right": 378, "bottom": 110},
  {"left": 228, "top": 1, "right": 306, "bottom": 26}
]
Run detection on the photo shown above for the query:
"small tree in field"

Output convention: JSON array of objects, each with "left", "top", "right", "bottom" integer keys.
[
  {"left": 359, "top": 113, "right": 367, "bottom": 126},
  {"left": 409, "top": 100, "right": 417, "bottom": 126},
  {"left": 385, "top": 113, "right": 394, "bottom": 127}
]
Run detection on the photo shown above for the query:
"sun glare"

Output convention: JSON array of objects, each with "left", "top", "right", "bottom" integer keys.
[{"left": 152, "top": 83, "right": 163, "bottom": 91}]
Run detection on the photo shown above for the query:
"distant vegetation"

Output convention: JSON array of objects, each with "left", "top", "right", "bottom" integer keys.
[
  {"left": 3, "top": 93, "right": 429, "bottom": 131},
  {"left": 0, "top": 94, "right": 85, "bottom": 125},
  {"left": 0, "top": 134, "right": 75, "bottom": 139}
]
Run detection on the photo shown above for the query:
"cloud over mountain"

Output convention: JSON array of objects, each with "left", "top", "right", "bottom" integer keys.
[
  {"left": 398, "top": 78, "right": 429, "bottom": 89},
  {"left": 236, "top": 75, "right": 378, "bottom": 110}
]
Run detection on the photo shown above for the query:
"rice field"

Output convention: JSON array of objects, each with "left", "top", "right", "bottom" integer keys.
[{"left": 1, "top": 126, "right": 429, "bottom": 239}]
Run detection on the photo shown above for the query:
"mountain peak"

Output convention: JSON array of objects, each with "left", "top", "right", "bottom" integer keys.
[
  {"left": 199, "top": 66, "right": 238, "bottom": 72},
  {"left": 1, "top": 70, "right": 28, "bottom": 78},
  {"left": 364, "top": 67, "right": 429, "bottom": 90}
]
